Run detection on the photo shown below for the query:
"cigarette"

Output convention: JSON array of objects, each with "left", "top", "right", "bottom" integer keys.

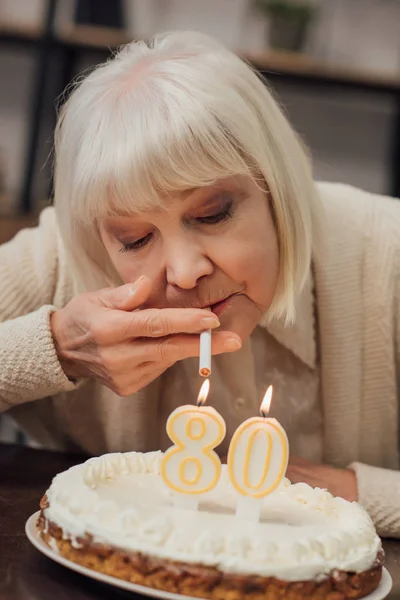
[{"left": 199, "top": 328, "right": 211, "bottom": 377}]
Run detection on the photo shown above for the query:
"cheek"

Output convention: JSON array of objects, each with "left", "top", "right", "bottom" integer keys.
[
  {"left": 101, "top": 239, "right": 144, "bottom": 284},
  {"left": 112, "top": 257, "right": 142, "bottom": 283},
  {"left": 105, "top": 245, "right": 166, "bottom": 288},
  {"left": 213, "top": 216, "right": 279, "bottom": 306},
  {"left": 247, "top": 229, "right": 279, "bottom": 301}
]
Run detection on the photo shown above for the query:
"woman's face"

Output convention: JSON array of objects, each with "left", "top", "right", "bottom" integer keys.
[{"left": 99, "top": 175, "right": 279, "bottom": 342}]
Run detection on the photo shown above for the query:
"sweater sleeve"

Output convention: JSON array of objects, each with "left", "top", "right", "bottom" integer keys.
[
  {"left": 0, "top": 208, "right": 78, "bottom": 410},
  {"left": 351, "top": 208, "right": 400, "bottom": 539},
  {"left": 350, "top": 462, "right": 400, "bottom": 538}
]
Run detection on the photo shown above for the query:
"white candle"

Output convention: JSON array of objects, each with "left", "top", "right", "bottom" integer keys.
[
  {"left": 227, "top": 386, "right": 289, "bottom": 521},
  {"left": 161, "top": 380, "right": 226, "bottom": 510}
]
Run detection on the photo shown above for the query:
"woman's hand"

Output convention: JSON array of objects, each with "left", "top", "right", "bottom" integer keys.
[
  {"left": 50, "top": 276, "right": 241, "bottom": 395},
  {"left": 286, "top": 456, "right": 358, "bottom": 502}
]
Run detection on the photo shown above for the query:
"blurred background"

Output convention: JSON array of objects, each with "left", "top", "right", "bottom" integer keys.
[{"left": 0, "top": 0, "right": 399, "bottom": 443}]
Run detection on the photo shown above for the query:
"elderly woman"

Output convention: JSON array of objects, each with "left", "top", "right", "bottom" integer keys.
[{"left": 0, "top": 32, "right": 399, "bottom": 537}]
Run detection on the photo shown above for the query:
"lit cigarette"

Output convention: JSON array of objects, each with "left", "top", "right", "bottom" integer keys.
[
  {"left": 199, "top": 328, "right": 212, "bottom": 377},
  {"left": 199, "top": 306, "right": 212, "bottom": 377}
]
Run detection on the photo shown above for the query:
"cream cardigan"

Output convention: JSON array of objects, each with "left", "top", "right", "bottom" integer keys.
[{"left": 0, "top": 182, "right": 399, "bottom": 537}]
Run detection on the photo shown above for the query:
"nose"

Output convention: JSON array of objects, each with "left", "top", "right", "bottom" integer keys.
[{"left": 165, "top": 236, "right": 214, "bottom": 289}]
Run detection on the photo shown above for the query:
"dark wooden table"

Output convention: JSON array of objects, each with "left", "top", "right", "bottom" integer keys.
[{"left": 1, "top": 443, "right": 399, "bottom": 600}]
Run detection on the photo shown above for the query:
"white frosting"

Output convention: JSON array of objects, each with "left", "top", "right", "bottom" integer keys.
[{"left": 43, "top": 451, "right": 381, "bottom": 581}]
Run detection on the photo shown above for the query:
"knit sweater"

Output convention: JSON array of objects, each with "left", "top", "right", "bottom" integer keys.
[{"left": 0, "top": 182, "right": 399, "bottom": 537}]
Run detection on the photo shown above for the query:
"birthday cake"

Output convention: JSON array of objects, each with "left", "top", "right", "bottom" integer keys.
[{"left": 37, "top": 451, "right": 383, "bottom": 600}]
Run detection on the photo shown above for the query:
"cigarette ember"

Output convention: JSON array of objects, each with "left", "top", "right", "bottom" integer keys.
[{"left": 199, "top": 328, "right": 212, "bottom": 377}]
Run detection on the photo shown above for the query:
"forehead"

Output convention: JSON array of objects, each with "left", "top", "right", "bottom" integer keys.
[
  {"left": 104, "top": 175, "right": 253, "bottom": 222},
  {"left": 180, "top": 175, "right": 251, "bottom": 199}
]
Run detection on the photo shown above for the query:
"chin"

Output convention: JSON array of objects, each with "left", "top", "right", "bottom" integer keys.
[{"left": 217, "top": 294, "right": 262, "bottom": 342}]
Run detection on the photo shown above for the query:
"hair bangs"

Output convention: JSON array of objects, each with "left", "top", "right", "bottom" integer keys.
[{"left": 72, "top": 77, "right": 252, "bottom": 225}]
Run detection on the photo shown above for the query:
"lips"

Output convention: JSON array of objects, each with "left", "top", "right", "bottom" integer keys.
[{"left": 210, "top": 295, "right": 234, "bottom": 316}]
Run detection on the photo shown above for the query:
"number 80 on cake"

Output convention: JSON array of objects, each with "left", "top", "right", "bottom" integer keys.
[{"left": 161, "top": 381, "right": 289, "bottom": 522}]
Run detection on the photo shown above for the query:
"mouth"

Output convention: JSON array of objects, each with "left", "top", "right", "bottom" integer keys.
[{"left": 210, "top": 294, "right": 235, "bottom": 316}]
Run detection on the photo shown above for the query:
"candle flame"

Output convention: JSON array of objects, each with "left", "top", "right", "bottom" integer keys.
[
  {"left": 196, "top": 379, "right": 210, "bottom": 406},
  {"left": 260, "top": 385, "right": 273, "bottom": 417}
]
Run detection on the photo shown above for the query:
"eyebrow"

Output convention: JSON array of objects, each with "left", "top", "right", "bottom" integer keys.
[
  {"left": 105, "top": 185, "right": 246, "bottom": 225},
  {"left": 185, "top": 184, "right": 247, "bottom": 205},
  {"left": 138, "top": 186, "right": 243, "bottom": 216},
  {"left": 193, "top": 190, "right": 236, "bottom": 208}
]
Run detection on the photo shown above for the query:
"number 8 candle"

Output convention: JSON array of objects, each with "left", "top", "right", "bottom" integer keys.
[
  {"left": 161, "top": 380, "right": 226, "bottom": 510},
  {"left": 227, "top": 385, "right": 289, "bottom": 522}
]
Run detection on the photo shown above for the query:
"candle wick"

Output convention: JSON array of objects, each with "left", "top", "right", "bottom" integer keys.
[{"left": 259, "top": 409, "right": 267, "bottom": 418}]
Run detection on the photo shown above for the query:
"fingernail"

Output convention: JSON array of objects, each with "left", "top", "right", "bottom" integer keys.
[
  {"left": 128, "top": 276, "right": 146, "bottom": 295},
  {"left": 201, "top": 316, "right": 220, "bottom": 329},
  {"left": 224, "top": 338, "right": 241, "bottom": 351}
]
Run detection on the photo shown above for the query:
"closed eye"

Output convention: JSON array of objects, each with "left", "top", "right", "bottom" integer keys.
[
  {"left": 196, "top": 203, "right": 233, "bottom": 225},
  {"left": 119, "top": 233, "right": 152, "bottom": 253}
]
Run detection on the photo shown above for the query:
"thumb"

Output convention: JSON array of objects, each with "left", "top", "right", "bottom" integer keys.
[
  {"left": 288, "top": 455, "right": 313, "bottom": 467},
  {"left": 99, "top": 276, "right": 152, "bottom": 311}
]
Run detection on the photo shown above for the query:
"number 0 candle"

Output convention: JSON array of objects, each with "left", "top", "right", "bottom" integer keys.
[
  {"left": 227, "top": 385, "right": 289, "bottom": 521},
  {"left": 161, "top": 380, "right": 226, "bottom": 510}
]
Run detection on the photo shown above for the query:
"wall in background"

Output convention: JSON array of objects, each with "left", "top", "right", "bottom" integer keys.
[
  {"left": 0, "top": 0, "right": 399, "bottom": 210},
  {"left": 311, "top": 0, "right": 400, "bottom": 72},
  {"left": 125, "top": 0, "right": 267, "bottom": 52},
  {"left": 274, "top": 83, "right": 394, "bottom": 194}
]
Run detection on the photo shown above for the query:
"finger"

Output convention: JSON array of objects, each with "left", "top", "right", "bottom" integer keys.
[
  {"left": 93, "top": 329, "right": 241, "bottom": 371},
  {"left": 286, "top": 464, "right": 314, "bottom": 479},
  {"left": 113, "top": 308, "right": 221, "bottom": 341},
  {"left": 285, "top": 466, "right": 310, "bottom": 485},
  {"left": 288, "top": 455, "right": 312, "bottom": 467},
  {"left": 97, "top": 276, "right": 153, "bottom": 312},
  {"left": 286, "top": 465, "right": 323, "bottom": 489},
  {"left": 285, "top": 465, "right": 298, "bottom": 480},
  {"left": 135, "top": 331, "right": 242, "bottom": 363},
  {"left": 108, "top": 364, "right": 170, "bottom": 397},
  {"left": 98, "top": 344, "right": 174, "bottom": 379},
  {"left": 98, "top": 328, "right": 207, "bottom": 374}
]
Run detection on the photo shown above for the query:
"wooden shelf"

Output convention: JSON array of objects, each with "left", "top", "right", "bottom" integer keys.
[
  {"left": 0, "top": 20, "right": 42, "bottom": 44},
  {"left": 1, "top": 21, "right": 400, "bottom": 93},
  {"left": 58, "top": 24, "right": 132, "bottom": 49},
  {"left": 54, "top": 25, "right": 400, "bottom": 92},
  {"left": 244, "top": 48, "right": 400, "bottom": 93}
]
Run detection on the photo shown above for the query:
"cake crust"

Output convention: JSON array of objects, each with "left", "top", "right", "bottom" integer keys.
[{"left": 37, "top": 502, "right": 383, "bottom": 600}]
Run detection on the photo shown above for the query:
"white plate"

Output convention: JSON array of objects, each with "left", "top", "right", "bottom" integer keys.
[{"left": 26, "top": 512, "right": 393, "bottom": 600}]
